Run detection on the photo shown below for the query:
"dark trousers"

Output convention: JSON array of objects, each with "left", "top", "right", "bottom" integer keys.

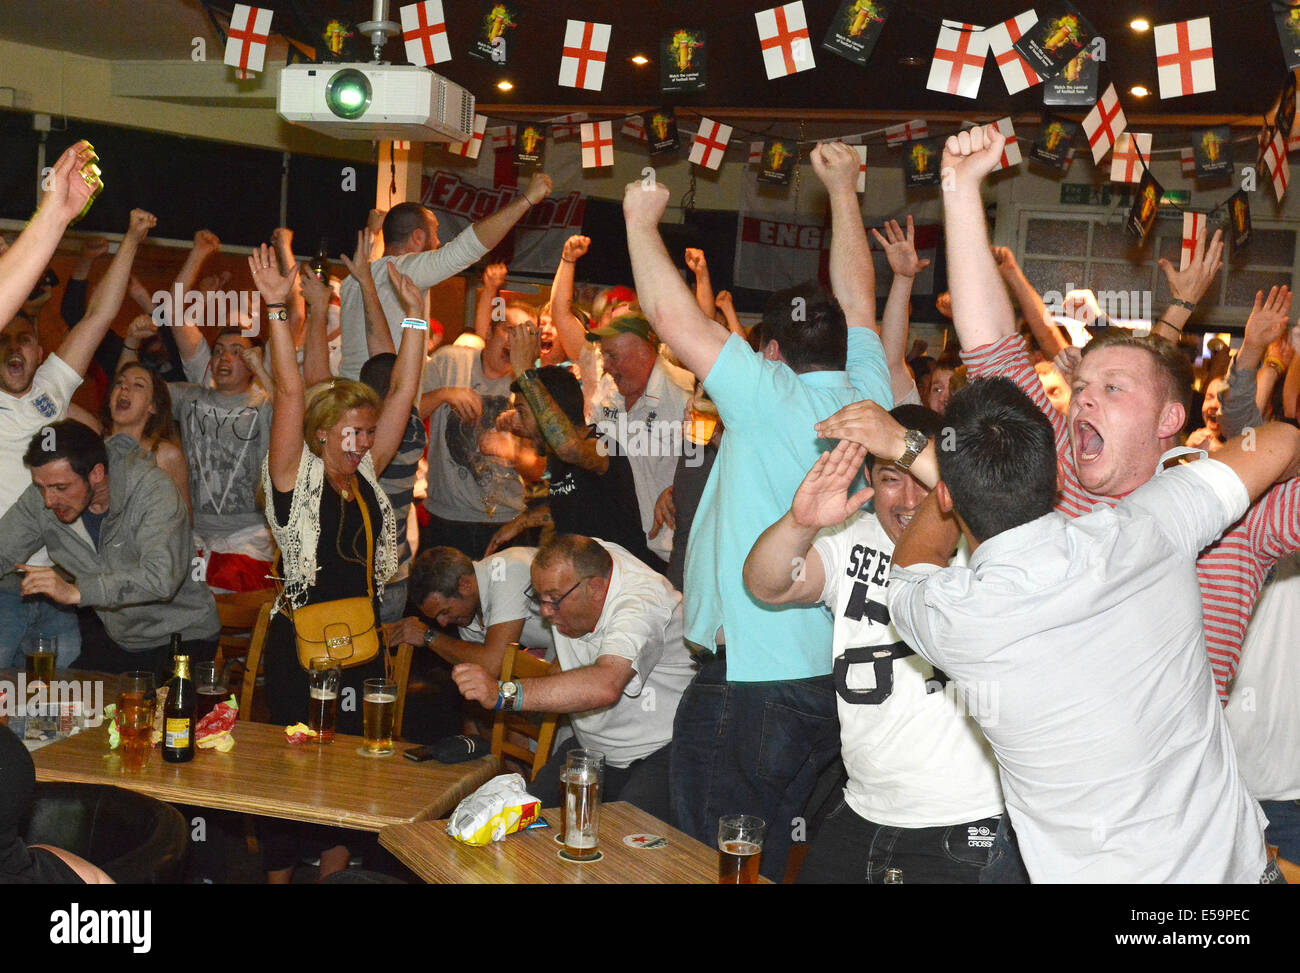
[
  {"left": 73, "top": 634, "right": 217, "bottom": 684},
  {"left": 797, "top": 796, "right": 1020, "bottom": 884},
  {"left": 668, "top": 658, "right": 840, "bottom": 883},
  {"left": 419, "top": 512, "right": 509, "bottom": 562},
  {"left": 532, "top": 735, "right": 673, "bottom": 824}
]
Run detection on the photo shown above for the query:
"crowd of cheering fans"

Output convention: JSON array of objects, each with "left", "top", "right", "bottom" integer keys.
[{"left": 2, "top": 131, "right": 1299, "bottom": 884}]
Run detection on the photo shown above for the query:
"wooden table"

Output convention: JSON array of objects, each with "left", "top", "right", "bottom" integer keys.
[
  {"left": 31, "top": 718, "right": 500, "bottom": 831},
  {"left": 381, "top": 801, "right": 771, "bottom": 883}
]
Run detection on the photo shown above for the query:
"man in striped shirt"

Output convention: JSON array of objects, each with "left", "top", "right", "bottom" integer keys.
[{"left": 952, "top": 127, "right": 1300, "bottom": 700}]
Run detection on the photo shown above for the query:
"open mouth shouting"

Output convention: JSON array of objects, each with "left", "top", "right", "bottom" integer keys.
[
  {"left": 6, "top": 353, "right": 27, "bottom": 383},
  {"left": 1074, "top": 418, "right": 1104, "bottom": 463}
]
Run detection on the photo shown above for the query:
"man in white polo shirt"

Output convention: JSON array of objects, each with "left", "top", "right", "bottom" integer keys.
[
  {"left": 887, "top": 376, "right": 1297, "bottom": 883},
  {"left": 452, "top": 534, "right": 694, "bottom": 820}
]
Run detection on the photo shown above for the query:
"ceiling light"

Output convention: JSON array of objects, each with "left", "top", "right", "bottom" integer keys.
[
  {"left": 898, "top": 56, "right": 925, "bottom": 67},
  {"left": 1129, "top": 85, "right": 1150, "bottom": 97},
  {"left": 630, "top": 55, "right": 649, "bottom": 66},
  {"left": 496, "top": 79, "right": 514, "bottom": 92},
  {"left": 1130, "top": 18, "right": 1150, "bottom": 32}
]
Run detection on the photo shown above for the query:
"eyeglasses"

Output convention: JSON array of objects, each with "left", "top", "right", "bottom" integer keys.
[{"left": 526, "top": 579, "right": 583, "bottom": 611}]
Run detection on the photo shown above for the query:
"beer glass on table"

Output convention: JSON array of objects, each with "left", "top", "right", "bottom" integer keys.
[
  {"left": 361, "top": 677, "right": 396, "bottom": 755},
  {"left": 307, "top": 658, "right": 340, "bottom": 744},
  {"left": 563, "top": 749, "right": 604, "bottom": 861},
  {"left": 117, "top": 672, "right": 156, "bottom": 772},
  {"left": 193, "top": 661, "right": 227, "bottom": 724},
  {"left": 718, "top": 814, "right": 765, "bottom": 884},
  {"left": 25, "top": 635, "right": 56, "bottom": 687}
]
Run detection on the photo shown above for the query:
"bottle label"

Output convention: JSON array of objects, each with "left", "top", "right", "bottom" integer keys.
[{"left": 164, "top": 718, "right": 191, "bottom": 748}]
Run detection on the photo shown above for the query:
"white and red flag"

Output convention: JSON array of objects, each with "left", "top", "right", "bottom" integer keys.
[
  {"left": 1264, "top": 127, "right": 1291, "bottom": 202},
  {"left": 1154, "top": 18, "right": 1216, "bottom": 99},
  {"left": 854, "top": 145, "right": 867, "bottom": 192},
  {"left": 579, "top": 121, "right": 614, "bottom": 169},
  {"left": 688, "top": 118, "right": 732, "bottom": 170},
  {"left": 755, "top": 2, "right": 816, "bottom": 80},
  {"left": 545, "top": 113, "right": 588, "bottom": 140},
  {"left": 1081, "top": 84, "right": 1127, "bottom": 164},
  {"left": 749, "top": 142, "right": 764, "bottom": 165},
  {"left": 558, "top": 20, "right": 611, "bottom": 91},
  {"left": 926, "top": 20, "right": 990, "bottom": 99},
  {"left": 1180, "top": 212, "right": 1207, "bottom": 271},
  {"left": 1180, "top": 146, "right": 1196, "bottom": 176},
  {"left": 447, "top": 113, "right": 486, "bottom": 159},
  {"left": 986, "top": 10, "right": 1042, "bottom": 95},
  {"left": 490, "top": 127, "right": 515, "bottom": 151},
  {"left": 224, "top": 5, "right": 273, "bottom": 75},
  {"left": 620, "top": 115, "right": 647, "bottom": 142},
  {"left": 1109, "top": 132, "right": 1151, "bottom": 183},
  {"left": 885, "top": 119, "right": 929, "bottom": 147},
  {"left": 992, "top": 117, "right": 1021, "bottom": 171},
  {"left": 400, "top": 1, "right": 450, "bottom": 67}
]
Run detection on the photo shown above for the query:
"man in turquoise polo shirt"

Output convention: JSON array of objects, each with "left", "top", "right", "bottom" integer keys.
[{"left": 622, "top": 142, "right": 892, "bottom": 880}]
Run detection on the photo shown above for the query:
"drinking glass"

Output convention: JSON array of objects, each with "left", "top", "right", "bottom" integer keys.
[
  {"left": 563, "top": 749, "right": 604, "bottom": 861},
  {"left": 307, "top": 658, "right": 341, "bottom": 744},
  {"left": 718, "top": 814, "right": 765, "bottom": 884},
  {"left": 361, "top": 677, "right": 396, "bottom": 755},
  {"left": 117, "top": 671, "right": 156, "bottom": 772}
]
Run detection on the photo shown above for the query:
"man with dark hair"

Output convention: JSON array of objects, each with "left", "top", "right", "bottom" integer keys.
[
  {"left": 394, "top": 544, "right": 548, "bottom": 675},
  {"left": 886, "top": 375, "right": 1298, "bottom": 883},
  {"left": 0, "top": 420, "right": 219, "bottom": 678},
  {"left": 745, "top": 403, "right": 1013, "bottom": 884},
  {"left": 623, "top": 142, "right": 893, "bottom": 880},
  {"left": 339, "top": 172, "right": 555, "bottom": 379},
  {"left": 451, "top": 534, "right": 695, "bottom": 820},
  {"left": 754, "top": 283, "right": 848, "bottom": 374},
  {"left": 944, "top": 122, "right": 1300, "bottom": 702}
]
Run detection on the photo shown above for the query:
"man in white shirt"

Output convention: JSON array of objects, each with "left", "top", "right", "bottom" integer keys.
[
  {"left": 745, "top": 404, "right": 1010, "bottom": 884},
  {"left": 452, "top": 535, "right": 695, "bottom": 820},
  {"left": 887, "top": 375, "right": 1298, "bottom": 883},
  {"left": 338, "top": 172, "right": 554, "bottom": 380}
]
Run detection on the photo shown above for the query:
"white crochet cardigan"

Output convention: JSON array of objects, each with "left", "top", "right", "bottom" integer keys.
[{"left": 262, "top": 444, "right": 398, "bottom": 617}]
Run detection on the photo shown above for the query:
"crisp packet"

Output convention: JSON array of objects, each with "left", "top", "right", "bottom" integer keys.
[
  {"left": 284, "top": 722, "right": 318, "bottom": 744},
  {"left": 446, "top": 773, "right": 541, "bottom": 846},
  {"left": 196, "top": 696, "right": 238, "bottom": 750}
]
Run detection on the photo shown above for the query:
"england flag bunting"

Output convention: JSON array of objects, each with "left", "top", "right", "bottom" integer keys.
[
  {"left": 755, "top": 3, "right": 816, "bottom": 80},
  {"left": 559, "top": 20, "right": 611, "bottom": 92},
  {"left": 1081, "top": 84, "right": 1127, "bottom": 164},
  {"left": 749, "top": 142, "right": 764, "bottom": 165},
  {"left": 1180, "top": 212, "right": 1207, "bottom": 271},
  {"left": 447, "top": 113, "right": 487, "bottom": 159},
  {"left": 926, "top": 20, "right": 990, "bottom": 100},
  {"left": 224, "top": 4, "right": 273, "bottom": 74},
  {"left": 580, "top": 121, "right": 614, "bottom": 169},
  {"left": 1154, "top": 18, "right": 1216, "bottom": 99},
  {"left": 1264, "top": 127, "right": 1290, "bottom": 202},
  {"left": 545, "top": 113, "right": 589, "bottom": 140},
  {"left": 490, "top": 127, "right": 515, "bottom": 151},
  {"left": 885, "top": 119, "right": 929, "bottom": 147},
  {"left": 689, "top": 118, "right": 732, "bottom": 170},
  {"left": 400, "top": 0, "right": 451, "bottom": 67},
  {"left": 854, "top": 145, "right": 867, "bottom": 192},
  {"left": 1180, "top": 146, "right": 1196, "bottom": 176},
  {"left": 1109, "top": 132, "right": 1151, "bottom": 183},
  {"left": 993, "top": 117, "right": 1021, "bottom": 170},
  {"left": 987, "top": 10, "right": 1042, "bottom": 95},
  {"left": 620, "top": 115, "right": 647, "bottom": 142}
]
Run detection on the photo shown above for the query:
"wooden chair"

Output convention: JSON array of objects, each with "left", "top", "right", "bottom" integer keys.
[
  {"left": 235, "top": 601, "right": 273, "bottom": 721},
  {"left": 213, "top": 588, "right": 276, "bottom": 675},
  {"left": 490, "top": 643, "right": 561, "bottom": 781},
  {"left": 386, "top": 642, "right": 414, "bottom": 741}
]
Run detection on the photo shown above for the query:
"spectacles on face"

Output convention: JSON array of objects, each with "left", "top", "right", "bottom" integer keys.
[{"left": 526, "top": 579, "right": 583, "bottom": 611}]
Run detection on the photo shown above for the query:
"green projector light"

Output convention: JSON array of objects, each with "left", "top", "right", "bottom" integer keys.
[{"left": 325, "top": 69, "right": 372, "bottom": 120}]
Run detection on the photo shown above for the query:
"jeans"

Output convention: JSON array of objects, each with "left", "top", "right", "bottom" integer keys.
[
  {"left": 378, "top": 579, "right": 409, "bottom": 626},
  {"left": 0, "top": 590, "right": 81, "bottom": 668},
  {"left": 797, "top": 796, "right": 1008, "bottom": 884},
  {"left": 1262, "top": 799, "right": 1300, "bottom": 864},
  {"left": 73, "top": 635, "right": 218, "bottom": 684},
  {"left": 669, "top": 658, "right": 840, "bottom": 883},
  {"left": 533, "top": 735, "right": 673, "bottom": 824}
]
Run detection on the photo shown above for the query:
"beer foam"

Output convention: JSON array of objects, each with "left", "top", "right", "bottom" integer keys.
[
  {"left": 363, "top": 693, "right": 396, "bottom": 703},
  {"left": 310, "top": 688, "right": 338, "bottom": 700}
]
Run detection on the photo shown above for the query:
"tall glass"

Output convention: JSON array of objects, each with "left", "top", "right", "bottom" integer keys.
[
  {"left": 361, "top": 678, "right": 396, "bottom": 755},
  {"left": 718, "top": 814, "right": 765, "bottom": 884},
  {"left": 307, "top": 658, "right": 340, "bottom": 744},
  {"left": 563, "top": 749, "right": 604, "bottom": 861},
  {"left": 193, "top": 660, "right": 227, "bottom": 724},
  {"left": 25, "top": 635, "right": 56, "bottom": 687},
  {"left": 117, "top": 671, "right": 156, "bottom": 772}
]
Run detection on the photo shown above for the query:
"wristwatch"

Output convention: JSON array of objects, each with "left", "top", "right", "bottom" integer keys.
[
  {"left": 498, "top": 680, "right": 520, "bottom": 712},
  {"left": 265, "top": 304, "right": 288, "bottom": 322},
  {"left": 895, "top": 429, "right": 928, "bottom": 472},
  {"left": 422, "top": 626, "right": 437, "bottom": 650}
]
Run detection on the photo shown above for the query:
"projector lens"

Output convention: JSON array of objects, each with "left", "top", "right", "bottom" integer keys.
[{"left": 326, "top": 69, "right": 372, "bottom": 120}]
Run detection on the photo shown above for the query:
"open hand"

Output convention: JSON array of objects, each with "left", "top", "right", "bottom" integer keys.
[
  {"left": 790, "top": 441, "right": 874, "bottom": 530},
  {"left": 871, "top": 216, "right": 931, "bottom": 279}
]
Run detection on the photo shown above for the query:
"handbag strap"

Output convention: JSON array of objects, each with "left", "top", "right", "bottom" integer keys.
[{"left": 353, "top": 476, "right": 375, "bottom": 601}]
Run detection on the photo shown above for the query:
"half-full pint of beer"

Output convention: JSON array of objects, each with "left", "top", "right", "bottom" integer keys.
[
  {"left": 309, "top": 687, "right": 338, "bottom": 743},
  {"left": 718, "top": 840, "right": 762, "bottom": 884},
  {"left": 563, "top": 771, "right": 601, "bottom": 861},
  {"left": 362, "top": 678, "right": 396, "bottom": 754}
]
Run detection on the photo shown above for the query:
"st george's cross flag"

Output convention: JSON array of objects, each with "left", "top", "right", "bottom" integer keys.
[
  {"left": 579, "top": 121, "right": 615, "bottom": 169},
  {"left": 447, "top": 113, "right": 487, "bottom": 159},
  {"left": 926, "top": 20, "right": 990, "bottom": 99},
  {"left": 885, "top": 119, "right": 929, "bottom": 147},
  {"left": 400, "top": 1, "right": 451, "bottom": 67},
  {"left": 689, "top": 118, "right": 732, "bottom": 170},
  {"left": 755, "top": 3, "right": 817, "bottom": 79},
  {"left": 1081, "top": 83, "right": 1127, "bottom": 164},
  {"left": 558, "top": 20, "right": 611, "bottom": 92},
  {"left": 986, "top": 10, "right": 1042, "bottom": 95},
  {"left": 1109, "top": 132, "right": 1151, "bottom": 183},
  {"left": 1264, "top": 127, "right": 1291, "bottom": 202},
  {"left": 1180, "top": 212, "right": 1207, "bottom": 271},
  {"left": 224, "top": 5, "right": 273, "bottom": 74},
  {"left": 1154, "top": 17, "right": 1216, "bottom": 99},
  {"left": 992, "top": 117, "right": 1022, "bottom": 170}
]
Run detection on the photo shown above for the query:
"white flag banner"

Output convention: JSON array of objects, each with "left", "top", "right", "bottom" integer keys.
[{"left": 399, "top": 0, "right": 451, "bottom": 67}]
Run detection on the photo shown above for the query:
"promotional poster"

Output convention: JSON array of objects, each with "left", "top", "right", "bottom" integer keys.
[
  {"left": 1013, "top": 1, "right": 1096, "bottom": 81},
  {"left": 821, "top": 0, "right": 891, "bottom": 67},
  {"left": 661, "top": 28, "right": 707, "bottom": 92}
]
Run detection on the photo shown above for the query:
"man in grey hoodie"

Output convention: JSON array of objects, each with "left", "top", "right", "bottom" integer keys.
[{"left": 0, "top": 420, "right": 219, "bottom": 679}]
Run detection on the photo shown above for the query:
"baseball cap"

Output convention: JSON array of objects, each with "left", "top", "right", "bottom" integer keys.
[{"left": 585, "top": 313, "right": 657, "bottom": 343}]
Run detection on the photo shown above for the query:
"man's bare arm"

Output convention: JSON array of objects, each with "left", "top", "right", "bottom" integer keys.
[{"left": 814, "top": 142, "right": 876, "bottom": 331}]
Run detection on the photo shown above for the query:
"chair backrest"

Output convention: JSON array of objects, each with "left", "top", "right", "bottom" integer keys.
[
  {"left": 490, "top": 643, "right": 561, "bottom": 781},
  {"left": 214, "top": 588, "right": 276, "bottom": 673},
  {"left": 236, "top": 602, "right": 273, "bottom": 722},
  {"left": 386, "top": 642, "right": 415, "bottom": 741}
]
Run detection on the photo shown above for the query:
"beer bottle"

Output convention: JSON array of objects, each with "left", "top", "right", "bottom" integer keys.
[
  {"left": 162, "top": 649, "right": 196, "bottom": 763},
  {"left": 311, "top": 237, "right": 331, "bottom": 282}
]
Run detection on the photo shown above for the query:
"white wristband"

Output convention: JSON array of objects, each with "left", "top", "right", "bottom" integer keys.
[{"left": 401, "top": 317, "right": 428, "bottom": 331}]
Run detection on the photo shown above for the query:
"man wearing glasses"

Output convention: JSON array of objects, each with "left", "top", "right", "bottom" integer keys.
[{"left": 452, "top": 534, "right": 695, "bottom": 820}]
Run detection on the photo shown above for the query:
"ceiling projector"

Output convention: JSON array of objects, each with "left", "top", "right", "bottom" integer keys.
[{"left": 277, "top": 62, "right": 475, "bottom": 142}]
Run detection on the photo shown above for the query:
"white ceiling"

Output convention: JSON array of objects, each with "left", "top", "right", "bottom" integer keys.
[{"left": 0, "top": 0, "right": 216, "bottom": 60}]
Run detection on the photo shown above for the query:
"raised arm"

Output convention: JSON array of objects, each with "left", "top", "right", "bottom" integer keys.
[
  {"left": 714, "top": 290, "right": 746, "bottom": 337},
  {"left": 684, "top": 248, "right": 715, "bottom": 319},
  {"left": 551, "top": 235, "right": 590, "bottom": 361},
  {"left": 993, "top": 246, "right": 1066, "bottom": 358},
  {"left": 940, "top": 125, "right": 1016, "bottom": 350},
  {"left": 509, "top": 324, "right": 608, "bottom": 473},
  {"left": 1224, "top": 287, "right": 1292, "bottom": 437},
  {"left": 474, "top": 263, "right": 508, "bottom": 340},
  {"left": 298, "top": 266, "right": 336, "bottom": 387},
  {"left": 813, "top": 142, "right": 876, "bottom": 331},
  {"left": 369, "top": 263, "right": 429, "bottom": 475},
  {"left": 56, "top": 209, "right": 154, "bottom": 377},
  {"left": 872, "top": 216, "right": 931, "bottom": 400},
  {"left": 623, "top": 181, "right": 729, "bottom": 379},
  {"left": 338, "top": 229, "right": 395, "bottom": 359},
  {"left": 472, "top": 172, "right": 554, "bottom": 251},
  {"left": 248, "top": 245, "right": 304, "bottom": 491},
  {"left": 744, "top": 440, "right": 872, "bottom": 605},
  {"left": 271, "top": 227, "right": 307, "bottom": 348},
  {"left": 1152, "top": 230, "right": 1224, "bottom": 344},
  {"left": 162, "top": 230, "right": 222, "bottom": 362},
  {"left": 1214, "top": 421, "right": 1300, "bottom": 502},
  {"left": 0, "top": 141, "right": 99, "bottom": 326}
]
